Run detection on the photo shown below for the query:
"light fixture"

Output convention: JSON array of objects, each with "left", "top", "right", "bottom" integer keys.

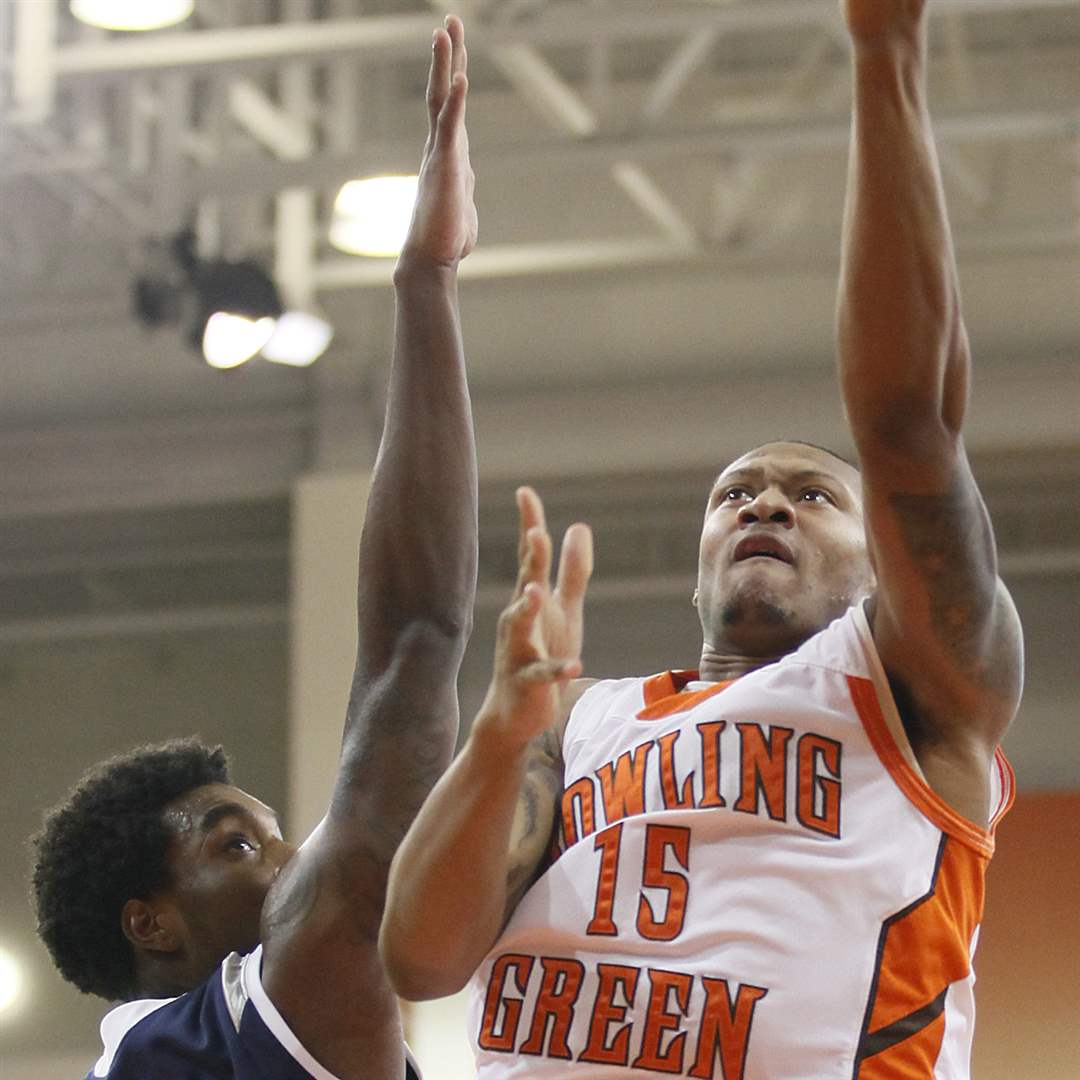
[
  {"left": 133, "top": 229, "right": 333, "bottom": 369},
  {"left": 261, "top": 311, "right": 334, "bottom": 367},
  {"left": 330, "top": 175, "right": 420, "bottom": 257},
  {"left": 188, "top": 255, "right": 284, "bottom": 369},
  {"left": 202, "top": 313, "right": 277, "bottom": 370},
  {"left": 70, "top": 0, "right": 194, "bottom": 32},
  {"left": 0, "top": 946, "right": 24, "bottom": 1016}
]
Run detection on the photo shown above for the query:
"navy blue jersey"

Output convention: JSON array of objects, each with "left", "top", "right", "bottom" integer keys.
[{"left": 87, "top": 946, "right": 421, "bottom": 1080}]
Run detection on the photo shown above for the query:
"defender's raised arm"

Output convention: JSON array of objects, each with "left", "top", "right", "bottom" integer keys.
[
  {"left": 258, "top": 17, "right": 479, "bottom": 1076},
  {"left": 836, "top": 0, "right": 1022, "bottom": 822}
]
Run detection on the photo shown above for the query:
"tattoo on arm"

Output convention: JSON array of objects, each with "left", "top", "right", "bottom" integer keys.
[
  {"left": 888, "top": 479, "right": 1010, "bottom": 691},
  {"left": 506, "top": 726, "right": 563, "bottom": 907},
  {"left": 262, "top": 858, "right": 322, "bottom": 938}
]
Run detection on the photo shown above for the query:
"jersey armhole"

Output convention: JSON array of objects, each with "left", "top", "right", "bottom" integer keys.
[
  {"left": 849, "top": 602, "right": 1016, "bottom": 856},
  {"left": 988, "top": 747, "right": 1016, "bottom": 834},
  {"left": 851, "top": 600, "right": 929, "bottom": 783},
  {"left": 241, "top": 946, "right": 343, "bottom": 1080}
]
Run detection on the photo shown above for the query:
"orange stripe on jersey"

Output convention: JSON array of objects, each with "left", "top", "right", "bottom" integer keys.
[
  {"left": 847, "top": 675, "right": 997, "bottom": 858},
  {"left": 641, "top": 670, "right": 699, "bottom": 706},
  {"left": 854, "top": 836, "right": 985, "bottom": 1078},
  {"left": 638, "top": 671, "right": 735, "bottom": 721}
]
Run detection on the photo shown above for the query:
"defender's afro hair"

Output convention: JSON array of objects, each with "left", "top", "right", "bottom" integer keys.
[{"left": 30, "top": 738, "right": 229, "bottom": 1001}]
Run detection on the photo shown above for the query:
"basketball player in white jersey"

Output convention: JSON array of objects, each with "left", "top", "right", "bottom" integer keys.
[
  {"left": 31, "top": 18, "right": 477, "bottom": 1080},
  {"left": 380, "top": 2, "right": 1023, "bottom": 1077}
]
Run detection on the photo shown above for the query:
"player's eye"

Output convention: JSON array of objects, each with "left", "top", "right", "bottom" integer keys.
[
  {"left": 723, "top": 486, "right": 752, "bottom": 502},
  {"left": 224, "top": 834, "right": 256, "bottom": 853},
  {"left": 800, "top": 488, "right": 833, "bottom": 504}
]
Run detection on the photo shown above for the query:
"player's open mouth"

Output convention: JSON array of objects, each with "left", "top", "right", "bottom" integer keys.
[{"left": 733, "top": 536, "right": 794, "bottom": 565}]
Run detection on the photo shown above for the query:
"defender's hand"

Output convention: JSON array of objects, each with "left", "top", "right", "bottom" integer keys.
[
  {"left": 476, "top": 488, "right": 593, "bottom": 750},
  {"left": 842, "top": 0, "right": 927, "bottom": 44},
  {"left": 400, "top": 16, "right": 477, "bottom": 270}
]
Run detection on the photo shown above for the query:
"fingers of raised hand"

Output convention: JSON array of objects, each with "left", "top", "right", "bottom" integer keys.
[
  {"left": 515, "top": 487, "right": 548, "bottom": 569},
  {"left": 497, "top": 581, "right": 542, "bottom": 650},
  {"left": 515, "top": 526, "right": 552, "bottom": 602},
  {"left": 516, "top": 657, "right": 583, "bottom": 687},
  {"left": 446, "top": 14, "right": 467, "bottom": 81},
  {"left": 496, "top": 586, "right": 581, "bottom": 682},
  {"left": 434, "top": 71, "right": 468, "bottom": 151},
  {"left": 554, "top": 523, "right": 594, "bottom": 611},
  {"left": 426, "top": 27, "right": 452, "bottom": 129},
  {"left": 428, "top": 17, "right": 467, "bottom": 142}
]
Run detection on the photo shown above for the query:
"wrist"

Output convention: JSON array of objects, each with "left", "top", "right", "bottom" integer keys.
[
  {"left": 849, "top": 23, "right": 926, "bottom": 65},
  {"left": 851, "top": 35, "right": 927, "bottom": 107},
  {"left": 393, "top": 250, "right": 460, "bottom": 289},
  {"left": 468, "top": 706, "right": 537, "bottom": 762}
]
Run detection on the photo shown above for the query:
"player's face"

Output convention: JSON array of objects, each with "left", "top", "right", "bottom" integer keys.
[
  {"left": 696, "top": 443, "right": 873, "bottom": 657},
  {"left": 160, "top": 783, "right": 295, "bottom": 975}
]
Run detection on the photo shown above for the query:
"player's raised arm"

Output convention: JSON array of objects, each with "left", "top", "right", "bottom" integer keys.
[
  {"left": 380, "top": 487, "right": 593, "bottom": 1000},
  {"left": 257, "top": 17, "right": 479, "bottom": 1075},
  {"left": 836, "top": 0, "right": 1022, "bottom": 822}
]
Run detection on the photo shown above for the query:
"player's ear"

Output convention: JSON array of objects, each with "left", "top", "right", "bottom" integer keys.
[{"left": 121, "top": 896, "right": 184, "bottom": 954}]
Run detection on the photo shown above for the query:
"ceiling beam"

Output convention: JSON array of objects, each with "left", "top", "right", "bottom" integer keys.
[
  {"left": 227, "top": 81, "right": 314, "bottom": 160},
  {"left": 644, "top": 27, "right": 723, "bottom": 123},
  {"left": 314, "top": 236, "right": 696, "bottom": 288},
  {"left": 486, "top": 40, "right": 699, "bottom": 250},
  {"left": 487, "top": 43, "right": 598, "bottom": 137},
  {"left": 163, "top": 102, "right": 1080, "bottom": 203},
  {"left": 312, "top": 218, "right": 1079, "bottom": 289},
  {"left": 46, "top": 1, "right": 1080, "bottom": 79}
]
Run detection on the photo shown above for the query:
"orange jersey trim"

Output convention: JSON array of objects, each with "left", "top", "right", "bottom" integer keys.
[
  {"left": 847, "top": 674, "right": 1002, "bottom": 858},
  {"left": 854, "top": 835, "right": 986, "bottom": 1078},
  {"left": 638, "top": 671, "right": 736, "bottom": 721}
]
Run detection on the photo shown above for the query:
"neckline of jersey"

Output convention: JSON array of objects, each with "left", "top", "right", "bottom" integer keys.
[{"left": 637, "top": 671, "right": 738, "bottom": 720}]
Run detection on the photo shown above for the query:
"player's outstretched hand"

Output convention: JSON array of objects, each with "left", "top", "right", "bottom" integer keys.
[
  {"left": 399, "top": 15, "right": 477, "bottom": 271},
  {"left": 476, "top": 487, "right": 593, "bottom": 750},
  {"left": 842, "top": 0, "right": 927, "bottom": 44}
]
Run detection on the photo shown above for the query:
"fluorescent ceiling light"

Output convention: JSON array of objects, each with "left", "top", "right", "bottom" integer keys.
[
  {"left": 202, "top": 313, "right": 276, "bottom": 370},
  {"left": 70, "top": 0, "right": 194, "bottom": 32},
  {"left": 261, "top": 311, "right": 334, "bottom": 367},
  {"left": 330, "top": 175, "right": 419, "bottom": 257}
]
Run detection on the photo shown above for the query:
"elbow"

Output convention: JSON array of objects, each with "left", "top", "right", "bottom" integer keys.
[
  {"left": 428, "top": 606, "right": 474, "bottom": 652},
  {"left": 412, "top": 593, "right": 475, "bottom": 652},
  {"left": 377, "top": 846, "right": 476, "bottom": 1002},
  {"left": 845, "top": 387, "right": 963, "bottom": 467},
  {"left": 378, "top": 917, "right": 470, "bottom": 1002},
  {"left": 389, "top": 612, "right": 473, "bottom": 670}
]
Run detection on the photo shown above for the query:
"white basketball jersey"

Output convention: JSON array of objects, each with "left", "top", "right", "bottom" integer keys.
[{"left": 468, "top": 603, "right": 1013, "bottom": 1079}]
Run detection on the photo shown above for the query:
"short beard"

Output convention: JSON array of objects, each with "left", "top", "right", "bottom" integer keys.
[{"left": 721, "top": 595, "right": 791, "bottom": 629}]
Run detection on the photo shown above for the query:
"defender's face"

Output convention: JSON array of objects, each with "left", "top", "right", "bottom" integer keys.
[
  {"left": 160, "top": 783, "right": 295, "bottom": 972},
  {"left": 697, "top": 443, "right": 873, "bottom": 657}
]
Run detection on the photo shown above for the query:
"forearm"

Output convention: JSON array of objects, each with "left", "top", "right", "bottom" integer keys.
[
  {"left": 356, "top": 260, "right": 478, "bottom": 672},
  {"left": 328, "top": 263, "right": 477, "bottom": 859},
  {"left": 837, "top": 27, "right": 970, "bottom": 455},
  {"left": 380, "top": 724, "right": 531, "bottom": 1000}
]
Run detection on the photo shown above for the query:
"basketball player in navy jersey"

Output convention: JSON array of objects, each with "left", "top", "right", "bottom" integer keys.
[
  {"left": 381, "top": 3, "right": 1023, "bottom": 1076},
  {"left": 32, "top": 17, "right": 477, "bottom": 1080}
]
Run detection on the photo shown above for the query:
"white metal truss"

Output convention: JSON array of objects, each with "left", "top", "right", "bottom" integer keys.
[{"left": 1, "top": 0, "right": 1078, "bottom": 290}]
